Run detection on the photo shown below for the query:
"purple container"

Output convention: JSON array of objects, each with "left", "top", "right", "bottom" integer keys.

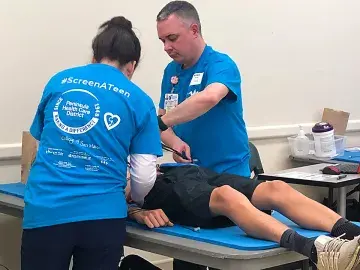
[{"left": 312, "top": 122, "right": 334, "bottom": 133}]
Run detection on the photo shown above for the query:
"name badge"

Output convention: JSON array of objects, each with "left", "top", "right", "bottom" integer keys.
[
  {"left": 164, "top": 93, "right": 178, "bottom": 112},
  {"left": 190, "top": 72, "right": 204, "bottom": 86}
]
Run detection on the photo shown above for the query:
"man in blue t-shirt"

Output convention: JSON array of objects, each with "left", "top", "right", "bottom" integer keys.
[
  {"left": 152, "top": 4, "right": 360, "bottom": 270},
  {"left": 156, "top": 1, "right": 250, "bottom": 178},
  {"left": 155, "top": 2, "right": 250, "bottom": 269}
]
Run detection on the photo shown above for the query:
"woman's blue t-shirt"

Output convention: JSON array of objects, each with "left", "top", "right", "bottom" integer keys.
[{"left": 23, "top": 63, "right": 162, "bottom": 229}]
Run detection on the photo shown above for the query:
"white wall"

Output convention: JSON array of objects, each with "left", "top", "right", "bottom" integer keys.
[
  {"left": 1, "top": 0, "right": 360, "bottom": 269},
  {"left": 1, "top": 0, "right": 360, "bottom": 146}
]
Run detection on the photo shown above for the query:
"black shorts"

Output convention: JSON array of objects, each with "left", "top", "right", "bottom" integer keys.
[{"left": 142, "top": 165, "right": 264, "bottom": 228}]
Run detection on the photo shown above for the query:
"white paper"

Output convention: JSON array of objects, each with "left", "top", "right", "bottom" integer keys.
[{"left": 275, "top": 171, "right": 339, "bottom": 181}]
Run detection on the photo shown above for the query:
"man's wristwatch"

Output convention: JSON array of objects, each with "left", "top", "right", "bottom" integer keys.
[{"left": 157, "top": 115, "right": 168, "bottom": 132}]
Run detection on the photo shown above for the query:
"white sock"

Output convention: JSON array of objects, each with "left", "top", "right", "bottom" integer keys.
[{"left": 315, "top": 235, "right": 333, "bottom": 251}]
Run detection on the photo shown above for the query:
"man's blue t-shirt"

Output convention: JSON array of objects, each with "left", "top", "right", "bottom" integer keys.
[
  {"left": 159, "top": 45, "right": 250, "bottom": 177},
  {"left": 23, "top": 63, "right": 162, "bottom": 229}
]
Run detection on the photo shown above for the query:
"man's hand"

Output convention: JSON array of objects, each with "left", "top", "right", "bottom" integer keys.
[
  {"left": 171, "top": 139, "right": 192, "bottom": 163},
  {"left": 130, "top": 209, "right": 174, "bottom": 228}
]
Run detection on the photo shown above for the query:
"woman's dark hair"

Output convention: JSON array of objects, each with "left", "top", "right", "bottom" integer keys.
[{"left": 92, "top": 16, "right": 141, "bottom": 68}]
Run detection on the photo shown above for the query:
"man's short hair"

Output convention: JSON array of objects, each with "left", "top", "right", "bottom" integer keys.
[{"left": 156, "top": 1, "right": 202, "bottom": 34}]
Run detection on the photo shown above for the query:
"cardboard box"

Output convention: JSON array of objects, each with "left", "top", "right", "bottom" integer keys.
[
  {"left": 322, "top": 108, "right": 350, "bottom": 136},
  {"left": 21, "top": 131, "right": 37, "bottom": 184}
]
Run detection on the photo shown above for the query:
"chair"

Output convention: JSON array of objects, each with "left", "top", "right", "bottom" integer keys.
[{"left": 249, "top": 141, "right": 264, "bottom": 178}]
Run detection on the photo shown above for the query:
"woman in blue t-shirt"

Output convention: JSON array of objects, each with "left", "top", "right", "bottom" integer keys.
[{"left": 21, "top": 16, "right": 163, "bottom": 270}]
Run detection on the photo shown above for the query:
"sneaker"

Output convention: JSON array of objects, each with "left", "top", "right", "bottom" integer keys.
[{"left": 315, "top": 234, "right": 360, "bottom": 270}]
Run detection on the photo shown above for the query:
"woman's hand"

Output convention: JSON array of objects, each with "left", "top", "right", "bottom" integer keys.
[{"left": 129, "top": 208, "right": 174, "bottom": 228}]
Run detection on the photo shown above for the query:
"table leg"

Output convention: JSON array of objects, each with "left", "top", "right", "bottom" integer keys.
[
  {"left": 328, "top": 188, "right": 334, "bottom": 208},
  {"left": 302, "top": 259, "right": 310, "bottom": 270},
  {"left": 337, "top": 187, "right": 347, "bottom": 217}
]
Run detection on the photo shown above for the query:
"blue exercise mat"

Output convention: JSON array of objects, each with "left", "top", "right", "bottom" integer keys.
[
  {"left": 333, "top": 150, "right": 360, "bottom": 163},
  {"left": 0, "top": 182, "right": 25, "bottom": 198},
  {"left": 160, "top": 162, "right": 198, "bottom": 168},
  {"left": 1, "top": 182, "right": 358, "bottom": 251},
  {"left": 127, "top": 213, "right": 329, "bottom": 251}
]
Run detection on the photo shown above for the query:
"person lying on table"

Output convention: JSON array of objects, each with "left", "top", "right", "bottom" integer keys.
[{"left": 127, "top": 163, "right": 360, "bottom": 270}]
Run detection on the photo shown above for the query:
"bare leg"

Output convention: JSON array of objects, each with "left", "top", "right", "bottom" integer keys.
[
  {"left": 251, "top": 180, "right": 341, "bottom": 232},
  {"left": 209, "top": 185, "right": 289, "bottom": 242},
  {"left": 209, "top": 183, "right": 360, "bottom": 269}
]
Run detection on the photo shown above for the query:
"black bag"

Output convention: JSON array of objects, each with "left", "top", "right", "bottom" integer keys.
[{"left": 323, "top": 184, "right": 360, "bottom": 222}]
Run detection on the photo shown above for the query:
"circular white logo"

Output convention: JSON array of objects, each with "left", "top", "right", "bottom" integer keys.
[{"left": 53, "top": 89, "right": 101, "bottom": 134}]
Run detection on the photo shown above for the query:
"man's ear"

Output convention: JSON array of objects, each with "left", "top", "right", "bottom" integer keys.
[
  {"left": 91, "top": 56, "right": 96, "bottom": 63},
  {"left": 190, "top": 23, "right": 200, "bottom": 38}
]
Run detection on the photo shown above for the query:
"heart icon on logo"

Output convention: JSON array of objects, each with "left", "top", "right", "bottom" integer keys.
[{"left": 104, "top": 112, "right": 121, "bottom": 131}]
